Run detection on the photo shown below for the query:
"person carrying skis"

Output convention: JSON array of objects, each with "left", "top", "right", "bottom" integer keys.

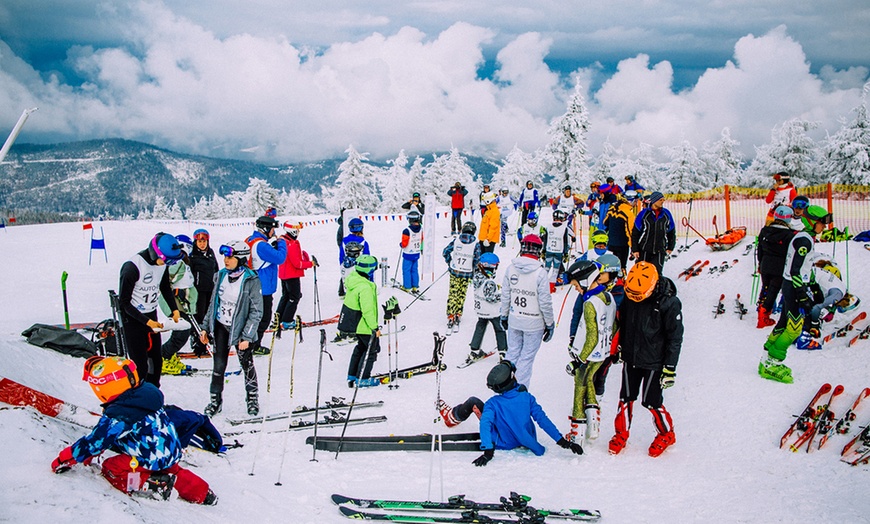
[
  {"left": 630, "top": 191, "right": 676, "bottom": 275},
  {"left": 245, "top": 215, "right": 287, "bottom": 355},
  {"left": 497, "top": 187, "right": 517, "bottom": 247},
  {"left": 603, "top": 193, "right": 635, "bottom": 270},
  {"left": 760, "top": 205, "right": 833, "bottom": 380},
  {"left": 543, "top": 209, "right": 575, "bottom": 293},
  {"left": 339, "top": 217, "right": 370, "bottom": 296},
  {"left": 52, "top": 355, "right": 217, "bottom": 505},
  {"left": 276, "top": 223, "right": 317, "bottom": 330},
  {"left": 447, "top": 182, "right": 468, "bottom": 235},
  {"left": 118, "top": 232, "right": 184, "bottom": 387},
  {"left": 563, "top": 260, "right": 616, "bottom": 443},
  {"left": 200, "top": 240, "right": 263, "bottom": 416},
  {"left": 609, "top": 261, "right": 683, "bottom": 457},
  {"left": 756, "top": 205, "right": 796, "bottom": 329},
  {"left": 764, "top": 172, "right": 797, "bottom": 225},
  {"left": 518, "top": 180, "right": 540, "bottom": 226},
  {"left": 337, "top": 255, "right": 382, "bottom": 387},
  {"left": 443, "top": 221, "right": 481, "bottom": 331},
  {"left": 465, "top": 252, "right": 507, "bottom": 364},
  {"left": 188, "top": 229, "right": 218, "bottom": 356},
  {"left": 437, "top": 360, "right": 583, "bottom": 463},
  {"left": 400, "top": 192, "right": 425, "bottom": 216},
  {"left": 624, "top": 175, "right": 645, "bottom": 198},
  {"left": 398, "top": 210, "right": 423, "bottom": 292},
  {"left": 478, "top": 192, "right": 500, "bottom": 254},
  {"left": 499, "top": 234, "right": 554, "bottom": 388},
  {"left": 159, "top": 247, "right": 198, "bottom": 375}
]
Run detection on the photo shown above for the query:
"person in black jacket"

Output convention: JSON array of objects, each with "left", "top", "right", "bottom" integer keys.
[
  {"left": 630, "top": 192, "right": 676, "bottom": 275},
  {"left": 609, "top": 261, "right": 683, "bottom": 458},
  {"left": 755, "top": 206, "right": 796, "bottom": 328},
  {"left": 188, "top": 228, "right": 219, "bottom": 355},
  {"left": 400, "top": 192, "right": 425, "bottom": 216}
]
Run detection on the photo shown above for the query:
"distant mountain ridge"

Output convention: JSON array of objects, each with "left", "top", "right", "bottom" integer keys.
[{"left": 0, "top": 139, "right": 497, "bottom": 219}]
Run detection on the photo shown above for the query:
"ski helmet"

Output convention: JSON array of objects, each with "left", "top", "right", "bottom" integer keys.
[
  {"left": 264, "top": 207, "right": 277, "bottom": 218},
  {"left": 791, "top": 195, "right": 810, "bottom": 211},
  {"left": 596, "top": 253, "right": 622, "bottom": 277},
  {"left": 486, "top": 360, "right": 517, "bottom": 394},
  {"left": 150, "top": 233, "right": 183, "bottom": 264},
  {"left": 348, "top": 217, "right": 364, "bottom": 233},
  {"left": 479, "top": 252, "right": 500, "bottom": 271},
  {"left": 407, "top": 210, "right": 422, "bottom": 225},
  {"left": 563, "top": 185, "right": 572, "bottom": 193},
  {"left": 193, "top": 228, "right": 210, "bottom": 241},
  {"left": 590, "top": 181, "right": 601, "bottom": 189},
  {"left": 256, "top": 215, "right": 278, "bottom": 234},
  {"left": 552, "top": 210, "right": 567, "bottom": 224},
  {"left": 566, "top": 260, "right": 600, "bottom": 289},
  {"left": 461, "top": 221, "right": 477, "bottom": 235},
  {"left": 526, "top": 211, "right": 538, "bottom": 226},
  {"left": 625, "top": 261, "right": 659, "bottom": 302},
  {"left": 804, "top": 205, "right": 833, "bottom": 225},
  {"left": 482, "top": 192, "right": 496, "bottom": 206},
  {"left": 344, "top": 241, "right": 363, "bottom": 259},
  {"left": 591, "top": 230, "right": 609, "bottom": 246},
  {"left": 220, "top": 240, "right": 251, "bottom": 266},
  {"left": 773, "top": 205, "right": 793, "bottom": 223},
  {"left": 355, "top": 254, "right": 378, "bottom": 277},
  {"left": 525, "top": 180, "right": 534, "bottom": 187},
  {"left": 500, "top": 187, "right": 509, "bottom": 195},
  {"left": 83, "top": 356, "right": 139, "bottom": 404},
  {"left": 519, "top": 234, "right": 544, "bottom": 257}
]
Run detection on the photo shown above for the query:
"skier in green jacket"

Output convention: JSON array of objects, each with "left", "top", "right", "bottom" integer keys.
[{"left": 339, "top": 255, "right": 382, "bottom": 387}]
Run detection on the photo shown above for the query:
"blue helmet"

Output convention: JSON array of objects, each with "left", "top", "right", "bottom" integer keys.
[
  {"left": 479, "top": 252, "right": 499, "bottom": 269},
  {"left": 349, "top": 217, "right": 364, "bottom": 233},
  {"left": 150, "top": 233, "right": 183, "bottom": 264},
  {"left": 527, "top": 211, "right": 538, "bottom": 224},
  {"left": 193, "top": 228, "right": 209, "bottom": 241}
]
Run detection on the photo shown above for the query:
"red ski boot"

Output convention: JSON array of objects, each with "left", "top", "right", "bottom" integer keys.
[
  {"left": 648, "top": 431, "right": 676, "bottom": 457},
  {"left": 608, "top": 430, "right": 629, "bottom": 455}
]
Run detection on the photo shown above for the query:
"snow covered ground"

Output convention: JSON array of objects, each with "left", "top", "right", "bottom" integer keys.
[{"left": 0, "top": 213, "right": 868, "bottom": 523}]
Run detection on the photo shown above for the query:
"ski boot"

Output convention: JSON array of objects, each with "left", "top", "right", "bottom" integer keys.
[
  {"left": 203, "top": 489, "right": 219, "bottom": 506},
  {"left": 608, "top": 430, "right": 629, "bottom": 455},
  {"left": 281, "top": 320, "right": 296, "bottom": 330},
  {"left": 204, "top": 394, "right": 222, "bottom": 417},
  {"left": 565, "top": 417, "right": 584, "bottom": 443},
  {"left": 438, "top": 400, "right": 461, "bottom": 427},
  {"left": 246, "top": 393, "right": 260, "bottom": 416},
  {"left": 758, "top": 355, "right": 793, "bottom": 383},
  {"left": 648, "top": 430, "right": 676, "bottom": 458},
  {"left": 756, "top": 307, "right": 776, "bottom": 329},
  {"left": 806, "top": 319, "right": 821, "bottom": 339},
  {"left": 356, "top": 377, "right": 383, "bottom": 388},
  {"left": 795, "top": 332, "right": 823, "bottom": 350},
  {"left": 463, "top": 349, "right": 487, "bottom": 366},
  {"left": 134, "top": 472, "right": 175, "bottom": 500},
  {"left": 252, "top": 342, "right": 271, "bottom": 356},
  {"left": 161, "top": 354, "right": 187, "bottom": 375},
  {"left": 446, "top": 315, "right": 455, "bottom": 333},
  {"left": 347, "top": 375, "right": 357, "bottom": 389},
  {"left": 585, "top": 406, "right": 601, "bottom": 441},
  {"left": 549, "top": 282, "right": 556, "bottom": 294}
]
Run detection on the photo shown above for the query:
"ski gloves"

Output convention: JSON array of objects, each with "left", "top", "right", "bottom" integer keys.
[
  {"left": 473, "top": 448, "right": 494, "bottom": 467},
  {"left": 311, "top": 255, "right": 319, "bottom": 268},
  {"left": 51, "top": 446, "right": 86, "bottom": 474},
  {"left": 566, "top": 338, "right": 588, "bottom": 376},
  {"left": 382, "top": 296, "right": 401, "bottom": 320},
  {"left": 557, "top": 437, "right": 584, "bottom": 455},
  {"left": 542, "top": 324, "right": 555, "bottom": 343},
  {"left": 794, "top": 285, "right": 812, "bottom": 312},
  {"left": 660, "top": 366, "right": 676, "bottom": 389}
]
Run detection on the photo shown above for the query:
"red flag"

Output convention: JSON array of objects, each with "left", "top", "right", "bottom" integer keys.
[
  {"left": 8, "top": 217, "right": 16, "bottom": 223},
  {"left": 82, "top": 223, "right": 93, "bottom": 230}
]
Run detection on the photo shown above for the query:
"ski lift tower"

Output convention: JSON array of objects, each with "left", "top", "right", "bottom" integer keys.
[{"left": 0, "top": 107, "right": 38, "bottom": 164}]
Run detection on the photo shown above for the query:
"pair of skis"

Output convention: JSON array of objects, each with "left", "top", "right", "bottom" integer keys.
[
  {"left": 366, "top": 333, "right": 448, "bottom": 386},
  {"left": 334, "top": 492, "right": 601, "bottom": 522},
  {"left": 225, "top": 398, "right": 384, "bottom": 426},
  {"left": 781, "top": 385, "right": 870, "bottom": 455},
  {"left": 677, "top": 259, "right": 708, "bottom": 281},
  {"left": 708, "top": 259, "right": 738, "bottom": 275},
  {"left": 307, "top": 432, "right": 482, "bottom": 453},
  {"left": 712, "top": 294, "right": 748, "bottom": 319},
  {"left": 822, "top": 311, "right": 867, "bottom": 345}
]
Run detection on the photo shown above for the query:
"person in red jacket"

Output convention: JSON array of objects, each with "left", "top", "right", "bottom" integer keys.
[
  {"left": 764, "top": 172, "right": 796, "bottom": 225},
  {"left": 447, "top": 182, "right": 468, "bottom": 236},
  {"left": 276, "top": 222, "right": 318, "bottom": 329}
]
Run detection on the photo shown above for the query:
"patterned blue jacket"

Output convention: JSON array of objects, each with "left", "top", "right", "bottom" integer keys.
[{"left": 70, "top": 383, "right": 181, "bottom": 471}]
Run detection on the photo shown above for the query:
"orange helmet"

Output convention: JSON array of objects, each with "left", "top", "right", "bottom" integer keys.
[
  {"left": 82, "top": 356, "right": 139, "bottom": 403},
  {"left": 625, "top": 261, "right": 659, "bottom": 302}
]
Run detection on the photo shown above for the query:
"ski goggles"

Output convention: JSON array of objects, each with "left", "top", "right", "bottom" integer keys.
[
  {"left": 193, "top": 229, "right": 209, "bottom": 241},
  {"left": 219, "top": 244, "right": 251, "bottom": 258},
  {"left": 791, "top": 199, "right": 809, "bottom": 211}
]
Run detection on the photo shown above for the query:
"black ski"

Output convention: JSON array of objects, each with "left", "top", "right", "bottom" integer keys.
[
  {"left": 224, "top": 414, "right": 387, "bottom": 436},
  {"left": 734, "top": 294, "right": 748, "bottom": 320},
  {"left": 369, "top": 333, "right": 447, "bottom": 383},
  {"left": 311, "top": 439, "right": 481, "bottom": 452},
  {"left": 308, "top": 432, "right": 480, "bottom": 445},
  {"left": 226, "top": 398, "right": 384, "bottom": 425},
  {"left": 713, "top": 294, "right": 725, "bottom": 318}
]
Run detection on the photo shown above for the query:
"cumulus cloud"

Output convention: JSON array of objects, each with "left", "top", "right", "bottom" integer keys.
[{"left": 0, "top": 2, "right": 867, "bottom": 165}]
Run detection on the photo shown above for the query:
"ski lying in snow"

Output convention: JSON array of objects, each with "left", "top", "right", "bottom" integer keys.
[
  {"left": 171, "top": 368, "right": 241, "bottom": 378},
  {"left": 780, "top": 383, "right": 832, "bottom": 449},
  {"left": 713, "top": 294, "right": 725, "bottom": 318},
  {"left": 832, "top": 387, "right": 870, "bottom": 437},
  {"left": 0, "top": 376, "right": 99, "bottom": 428},
  {"left": 369, "top": 333, "right": 447, "bottom": 384},
  {"left": 841, "top": 424, "right": 870, "bottom": 465},
  {"left": 684, "top": 260, "right": 709, "bottom": 281},
  {"left": 333, "top": 326, "right": 407, "bottom": 346},
  {"left": 301, "top": 315, "right": 340, "bottom": 328},
  {"left": 389, "top": 279, "right": 431, "bottom": 301},
  {"left": 742, "top": 243, "right": 754, "bottom": 256},
  {"left": 311, "top": 438, "right": 481, "bottom": 452},
  {"left": 340, "top": 506, "right": 533, "bottom": 523},
  {"left": 309, "top": 432, "right": 480, "bottom": 445},
  {"left": 848, "top": 321, "right": 870, "bottom": 347},
  {"left": 335, "top": 492, "right": 602, "bottom": 522},
  {"left": 814, "top": 386, "right": 851, "bottom": 450},
  {"left": 789, "top": 384, "right": 844, "bottom": 452},
  {"left": 734, "top": 294, "right": 748, "bottom": 319},
  {"left": 225, "top": 414, "right": 387, "bottom": 435},
  {"left": 677, "top": 260, "right": 702, "bottom": 279},
  {"left": 226, "top": 399, "right": 384, "bottom": 425},
  {"left": 822, "top": 311, "right": 867, "bottom": 344},
  {"left": 457, "top": 350, "right": 497, "bottom": 368}
]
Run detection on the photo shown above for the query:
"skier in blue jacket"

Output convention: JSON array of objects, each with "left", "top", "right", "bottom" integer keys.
[
  {"left": 437, "top": 361, "right": 583, "bottom": 465},
  {"left": 246, "top": 215, "right": 287, "bottom": 355}
]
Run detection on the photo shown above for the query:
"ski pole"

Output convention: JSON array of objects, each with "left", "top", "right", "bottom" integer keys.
[
  {"left": 61, "top": 271, "right": 70, "bottom": 329},
  {"left": 275, "top": 318, "right": 303, "bottom": 486},
  {"left": 556, "top": 286, "right": 574, "bottom": 327},
  {"left": 310, "top": 329, "right": 332, "bottom": 462},
  {"left": 392, "top": 248, "right": 402, "bottom": 287},
  {"left": 392, "top": 316, "right": 401, "bottom": 389},
  {"left": 312, "top": 263, "right": 322, "bottom": 323},
  {"left": 683, "top": 198, "right": 693, "bottom": 249},
  {"left": 335, "top": 333, "right": 378, "bottom": 459},
  {"left": 404, "top": 269, "right": 449, "bottom": 311},
  {"left": 427, "top": 333, "right": 446, "bottom": 502}
]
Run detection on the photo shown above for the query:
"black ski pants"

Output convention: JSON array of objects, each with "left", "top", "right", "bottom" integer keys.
[
  {"left": 210, "top": 322, "right": 258, "bottom": 399},
  {"left": 276, "top": 278, "right": 302, "bottom": 324},
  {"left": 619, "top": 363, "right": 665, "bottom": 410},
  {"left": 469, "top": 317, "right": 507, "bottom": 353},
  {"left": 348, "top": 334, "right": 380, "bottom": 379},
  {"left": 254, "top": 294, "right": 274, "bottom": 350},
  {"left": 122, "top": 310, "right": 163, "bottom": 388},
  {"left": 759, "top": 272, "right": 784, "bottom": 311}
]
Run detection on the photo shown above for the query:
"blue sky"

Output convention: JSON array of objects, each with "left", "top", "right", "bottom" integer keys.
[{"left": 1, "top": 0, "right": 868, "bottom": 163}]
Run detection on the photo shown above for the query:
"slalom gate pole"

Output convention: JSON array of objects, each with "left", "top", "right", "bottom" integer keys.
[
  {"left": 310, "top": 329, "right": 331, "bottom": 462},
  {"left": 335, "top": 333, "right": 377, "bottom": 459},
  {"left": 61, "top": 271, "right": 70, "bottom": 329},
  {"left": 404, "top": 269, "right": 448, "bottom": 312},
  {"left": 556, "top": 286, "right": 574, "bottom": 327},
  {"left": 250, "top": 314, "right": 282, "bottom": 476},
  {"left": 427, "top": 333, "right": 446, "bottom": 502},
  {"left": 683, "top": 198, "right": 694, "bottom": 249},
  {"left": 275, "top": 319, "right": 303, "bottom": 485}
]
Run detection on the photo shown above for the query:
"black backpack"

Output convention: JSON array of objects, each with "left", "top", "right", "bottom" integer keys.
[{"left": 92, "top": 319, "right": 122, "bottom": 357}]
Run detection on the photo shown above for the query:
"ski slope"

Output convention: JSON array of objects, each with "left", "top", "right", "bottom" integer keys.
[{"left": 0, "top": 214, "right": 868, "bottom": 523}]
